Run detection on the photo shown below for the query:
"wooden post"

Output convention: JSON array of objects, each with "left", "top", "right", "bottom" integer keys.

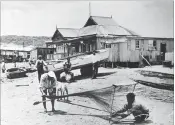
[
  {"left": 140, "top": 53, "right": 151, "bottom": 67},
  {"left": 112, "top": 62, "right": 114, "bottom": 68}
]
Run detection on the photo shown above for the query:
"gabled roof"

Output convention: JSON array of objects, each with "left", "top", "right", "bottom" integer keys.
[
  {"left": 52, "top": 16, "right": 139, "bottom": 40},
  {"left": 79, "top": 25, "right": 139, "bottom": 37},
  {"left": 57, "top": 28, "right": 79, "bottom": 38},
  {"left": 84, "top": 16, "right": 118, "bottom": 27}
]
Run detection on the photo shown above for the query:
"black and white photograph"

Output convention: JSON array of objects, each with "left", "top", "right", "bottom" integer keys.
[{"left": 1, "top": 1, "right": 174, "bottom": 125}]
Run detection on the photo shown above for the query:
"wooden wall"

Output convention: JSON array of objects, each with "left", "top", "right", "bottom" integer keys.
[
  {"left": 105, "top": 38, "right": 174, "bottom": 63},
  {"left": 30, "top": 49, "right": 37, "bottom": 60}
]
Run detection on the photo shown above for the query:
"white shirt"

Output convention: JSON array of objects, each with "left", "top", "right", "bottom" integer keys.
[
  {"left": 35, "top": 59, "right": 47, "bottom": 68},
  {"left": 1, "top": 62, "right": 5, "bottom": 69},
  {"left": 92, "top": 54, "right": 98, "bottom": 63},
  {"left": 39, "top": 73, "right": 57, "bottom": 91}
]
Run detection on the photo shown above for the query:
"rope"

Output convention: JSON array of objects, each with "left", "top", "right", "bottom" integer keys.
[{"left": 132, "top": 83, "right": 138, "bottom": 93}]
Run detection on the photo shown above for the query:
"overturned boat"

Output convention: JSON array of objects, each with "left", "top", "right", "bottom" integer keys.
[{"left": 47, "top": 49, "right": 109, "bottom": 79}]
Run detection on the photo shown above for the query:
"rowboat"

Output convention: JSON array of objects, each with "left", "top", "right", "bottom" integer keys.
[{"left": 47, "top": 49, "right": 109, "bottom": 78}]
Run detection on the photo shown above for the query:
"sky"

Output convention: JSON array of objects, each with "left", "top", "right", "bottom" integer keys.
[{"left": 1, "top": 1, "right": 174, "bottom": 38}]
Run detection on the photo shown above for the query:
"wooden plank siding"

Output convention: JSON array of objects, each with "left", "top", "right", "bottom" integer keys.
[
  {"left": 119, "top": 42, "right": 128, "bottom": 62},
  {"left": 108, "top": 44, "right": 119, "bottom": 62},
  {"left": 105, "top": 38, "right": 174, "bottom": 63}
]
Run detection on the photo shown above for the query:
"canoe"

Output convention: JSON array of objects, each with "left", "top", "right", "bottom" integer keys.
[
  {"left": 131, "top": 79, "right": 174, "bottom": 91},
  {"left": 137, "top": 70, "right": 174, "bottom": 79}
]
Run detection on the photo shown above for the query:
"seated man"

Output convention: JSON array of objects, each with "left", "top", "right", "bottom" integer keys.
[
  {"left": 63, "top": 57, "right": 74, "bottom": 82},
  {"left": 39, "top": 71, "right": 57, "bottom": 113},
  {"left": 111, "top": 93, "right": 149, "bottom": 123}
]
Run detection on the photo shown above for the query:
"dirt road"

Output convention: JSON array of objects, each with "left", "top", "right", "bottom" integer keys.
[{"left": 1, "top": 64, "right": 174, "bottom": 125}]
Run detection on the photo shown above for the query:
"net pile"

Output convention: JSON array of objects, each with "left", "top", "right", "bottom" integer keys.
[{"left": 45, "top": 83, "right": 145, "bottom": 114}]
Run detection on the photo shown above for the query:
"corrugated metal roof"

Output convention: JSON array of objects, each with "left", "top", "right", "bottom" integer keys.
[
  {"left": 57, "top": 28, "right": 79, "bottom": 38},
  {"left": 105, "top": 37, "right": 128, "bottom": 44},
  {"left": 78, "top": 25, "right": 139, "bottom": 36},
  {"left": 90, "top": 16, "right": 118, "bottom": 26},
  {"left": 79, "top": 25, "right": 105, "bottom": 36},
  {"left": 55, "top": 16, "right": 139, "bottom": 38},
  {"left": 101, "top": 25, "right": 139, "bottom": 36}
]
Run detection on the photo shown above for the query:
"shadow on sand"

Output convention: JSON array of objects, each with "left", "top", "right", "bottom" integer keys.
[{"left": 48, "top": 110, "right": 152, "bottom": 125}]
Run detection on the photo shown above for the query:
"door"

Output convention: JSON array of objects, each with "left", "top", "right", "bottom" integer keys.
[{"left": 161, "top": 43, "right": 166, "bottom": 61}]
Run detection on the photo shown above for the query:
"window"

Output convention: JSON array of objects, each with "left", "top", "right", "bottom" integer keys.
[
  {"left": 100, "top": 42, "right": 105, "bottom": 49},
  {"left": 135, "top": 40, "right": 140, "bottom": 49},
  {"left": 153, "top": 40, "right": 157, "bottom": 50},
  {"left": 105, "top": 44, "right": 111, "bottom": 48}
]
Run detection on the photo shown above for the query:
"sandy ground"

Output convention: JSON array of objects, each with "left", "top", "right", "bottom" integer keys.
[{"left": 1, "top": 63, "right": 174, "bottom": 125}]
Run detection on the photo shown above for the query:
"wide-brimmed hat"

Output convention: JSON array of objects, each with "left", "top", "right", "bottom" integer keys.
[{"left": 48, "top": 71, "right": 55, "bottom": 78}]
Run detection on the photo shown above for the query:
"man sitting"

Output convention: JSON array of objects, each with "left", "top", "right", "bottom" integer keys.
[
  {"left": 111, "top": 93, "right": 149, "bottom": 123},
  {"left": 62, "top": 57, "right": 74, "bottom": 82}
]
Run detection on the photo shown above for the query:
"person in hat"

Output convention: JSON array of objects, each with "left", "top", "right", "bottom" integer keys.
[
  {"left": 35, "top": 55, "right": 48, "bottom": 82},
  {"left": 91, "top": 51, "right": 98, "bottom": 79},
  {"left": 39, "top": 71, "right": 57, "bottom": 112},
  {"left": 111, "top": 93, "right": 149, "bottom": 123}
]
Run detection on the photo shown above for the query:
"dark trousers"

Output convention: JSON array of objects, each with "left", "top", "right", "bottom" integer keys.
[
  {"left": 92, "top": 62, "right": 98, "bottom": 79},
  {"left": 38, "top": 70, "right": 44, "bottom": 83},
  {"left": 42, "top": 88, "right": 56, "bottom": 111}
]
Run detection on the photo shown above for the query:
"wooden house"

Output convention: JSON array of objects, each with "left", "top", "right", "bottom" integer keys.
[
  {"left": 47, "top": 28, "right": 79, "bottom": 59},
  {"left": 46, "top": 16, "right": 174, "bottom": 67},
  {"left": 46, "top": 16, "right": 138, "bottom": 59},
  {"left": 103, "top": 36, "right": 174, "bottom": 67},
  {"left": 0, "top": 44, "right": 33, "bottom": 62},
  {"left": 30, "top": 47, "right": 55, "bottom": 61}
]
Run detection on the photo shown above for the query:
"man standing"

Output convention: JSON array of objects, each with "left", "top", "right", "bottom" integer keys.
[
  {"left": 39, "top": 71, "right": 57, "bottom": 113},
  {"left": 1, "top": 59, "right": 6, "bottom": 73},
  {"left": 91, "top": 51, "right": 98, "bottom": 79},
  {"left": 111, "top": 93, "right": 149, "bottom": 123},
  {"left": 35, "top": 55, "right": 48, "bottom": 82}
]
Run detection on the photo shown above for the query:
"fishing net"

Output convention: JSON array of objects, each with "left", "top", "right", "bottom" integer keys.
[{"left": 44, "top": 83, "right": 146, "bottom": 114}]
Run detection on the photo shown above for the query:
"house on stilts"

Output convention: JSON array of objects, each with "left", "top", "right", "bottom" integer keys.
[{"left": 46, "top": 16, "right": 174, "bottom": 67}]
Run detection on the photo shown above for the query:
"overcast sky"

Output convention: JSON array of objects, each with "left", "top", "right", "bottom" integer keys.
[{"left": 1, "top": 1, "right": 174, "bottom": 38}]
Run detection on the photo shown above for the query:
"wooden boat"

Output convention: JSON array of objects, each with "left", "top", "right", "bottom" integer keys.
[
  {"left": 137, "top": 70, "right": 174, "bottom": 79},
  {"left": 47, "top": 49, "right": 109, "bottom": 78},
  {"left": 131, "top": 79, "right": 174, "bottom": 91},
  {"left": 19, "top": 67, "right": 37, "bottom": 73},
  {"left": 6, "top": 68, "right": 27, "bottom": 79}
]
